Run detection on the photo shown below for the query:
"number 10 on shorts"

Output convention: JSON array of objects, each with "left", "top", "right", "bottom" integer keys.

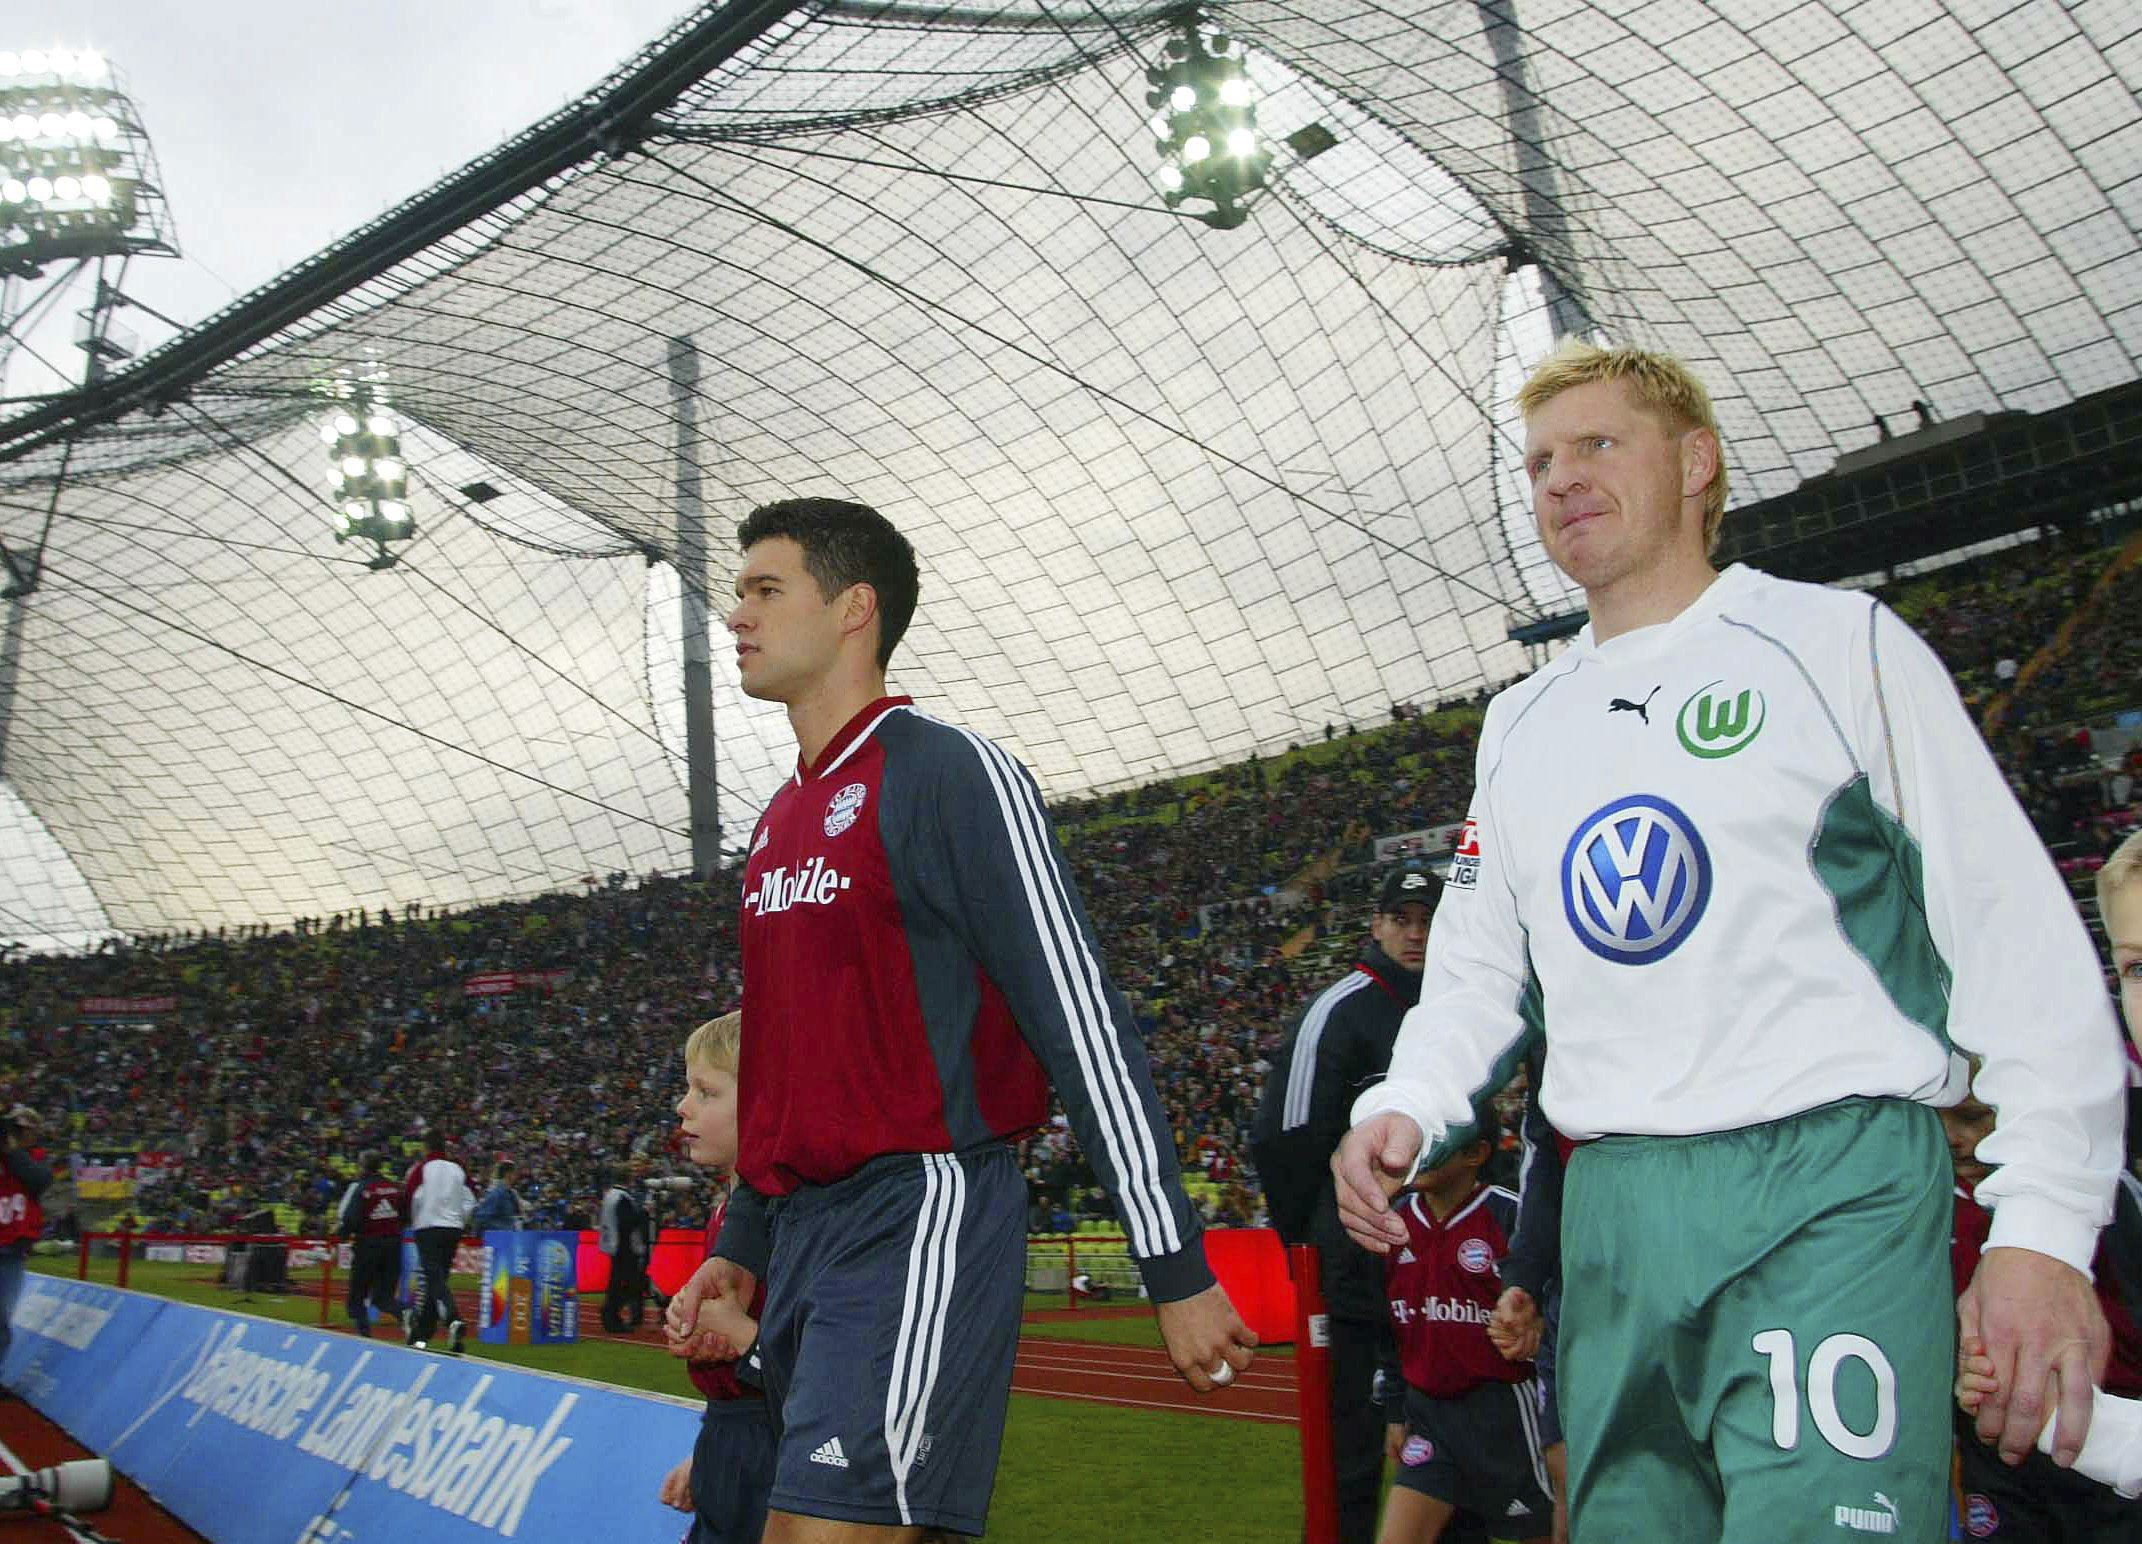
[{"left": 1751, "top": 1329, "right": 1899, "bottom": 1459}]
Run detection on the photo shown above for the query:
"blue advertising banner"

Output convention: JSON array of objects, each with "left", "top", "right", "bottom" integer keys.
[
  {"left": 476, "top": 1231, "right": 578, "bottom": 1346},
  {"left": 3, "top": 1275, "right": 701, "bottom": 1544}
]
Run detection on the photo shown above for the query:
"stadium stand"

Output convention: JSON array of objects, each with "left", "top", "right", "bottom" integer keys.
[{"left": 3, "top": 523, "right": 2135, "bottom": 1238}]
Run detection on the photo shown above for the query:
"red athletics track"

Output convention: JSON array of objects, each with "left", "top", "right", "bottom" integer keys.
[
  {"left": 573, "top": 1310, "right": 1301, "bottom": 1424},
  {"left": 0, "top": 1397, "right": 209, "bottom": 1543}
]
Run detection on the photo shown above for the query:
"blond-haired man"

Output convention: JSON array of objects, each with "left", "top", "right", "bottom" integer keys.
[{"left": 1335, "top": 339, "right": 2124, "bottom": 1543}]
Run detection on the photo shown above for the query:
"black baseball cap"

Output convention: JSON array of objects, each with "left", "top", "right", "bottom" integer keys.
[{"left": 1376, "top": 864, "right": 1440, "bottom": 913}]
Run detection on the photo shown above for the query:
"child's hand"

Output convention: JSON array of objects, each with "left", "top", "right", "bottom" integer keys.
[
  {"left": 693, "top": 1293, "right": 758, "bottom": 1361},
  {"left": 1488, "top": 1285, "right": 1542, "bottom": 1361},
  {"left": 1957, "top": 1332, "right": 2001, "bottom": 1413},
  {"left": 658, "top": 1457, "right": 692, "bottom": 1511},
  {"left": 1384, "top": 1422, "right": 1407, "bottom": 1465},
  {"left": 664, "top": 1256, "right": 754, "bottom": 1359}
]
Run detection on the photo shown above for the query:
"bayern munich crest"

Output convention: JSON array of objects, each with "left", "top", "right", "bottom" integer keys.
[
  {"left": 1456, "top": 1237, "right": 1494, "bottom": 1275},
  {"left": 824, "top": 782, "right": 867, "bottom": 838},
  {"left": 1399, "top": 1435, "right": 1434, "bottom": 1467},
  {"left": 1560, "top": 793, "right": 1712, "bottom": 965}
]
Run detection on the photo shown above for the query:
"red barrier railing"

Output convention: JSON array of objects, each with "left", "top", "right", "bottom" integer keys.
[
  {"left": 1289, "top": 1243, "right": 1339, "bottom": 1544},
  {"left": 73, "top": 1229, "right": 443, "bottom": 1330}
]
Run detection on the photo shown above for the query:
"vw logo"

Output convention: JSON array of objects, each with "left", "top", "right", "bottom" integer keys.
[{"left": 1560, "top": 794, "right": 1712, "bottom": 964}]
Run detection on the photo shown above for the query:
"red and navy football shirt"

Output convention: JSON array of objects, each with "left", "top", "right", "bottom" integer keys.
[
  {"left": 1385, "top": 1183, "right": 1527, "bottom": 1399},
  {"left": 723, "top": 696, "right": 1211, "bottom": 1303}
]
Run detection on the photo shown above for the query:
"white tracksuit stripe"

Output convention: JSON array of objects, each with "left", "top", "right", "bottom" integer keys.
[
  {"left": 928, "top": 714, "right": 1175, "bottom": 1256},
  {"left": 1282, "top": 972, "right": 1374, "bottom": 1129}
]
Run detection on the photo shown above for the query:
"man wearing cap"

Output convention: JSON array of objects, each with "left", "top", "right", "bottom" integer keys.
[
  {"left": 1252, "top": 863, "right": 1440, "bottom": 1544},
  {"left": 0, "top": 1106, "right": 50, "bottom": 1369}
]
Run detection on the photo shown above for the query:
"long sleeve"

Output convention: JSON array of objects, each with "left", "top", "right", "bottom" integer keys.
[
  {"left": 1499, "top": 1049, "right": 1563, "bottom": 1305},
  {"left": 1860, "top": 602, "right": 2123, "bottom": 1270},
  {"left": 924, "top": 730, "right": 1211, "bottom": 1303},
  {"left": 1352, "top": 727, "right": 1544, "bottom": 1165},
  {"left": 712, "top": 1179, "right": 771, "bottom": 1279}
]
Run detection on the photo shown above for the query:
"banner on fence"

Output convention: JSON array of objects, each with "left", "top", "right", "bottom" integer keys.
[
  {"left": 1, "top": 1275, "right": 699, "bottom": 1544},
  {"left": 477, "top": 1231, "right": 579, "bottom": 1346}
]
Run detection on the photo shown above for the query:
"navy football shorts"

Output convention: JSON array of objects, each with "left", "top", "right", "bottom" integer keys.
[
  {"left": 756, "top": 1147, "right": 1025, "bottom": 1536},
  {"left": 689, "top": 1397, "right": 775, "bottom": 1544},
  {"left": 1393, "top": 1378, "right": 1556, "bottom": 1532}
]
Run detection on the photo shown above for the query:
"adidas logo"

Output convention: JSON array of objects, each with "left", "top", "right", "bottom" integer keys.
[
  {"left": 1397, "top": 1248, "right": 1416, "bottom": 1264},
  {"left": 809, "top": 1437, "right": 850, "bottom": 1470},
  {"left": 1506, "top": 1500, "right": 1531, "bottom": 1517}
]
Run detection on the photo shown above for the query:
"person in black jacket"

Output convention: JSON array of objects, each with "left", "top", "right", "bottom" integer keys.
[{"left": 1252, "top": 863, "right": 1440, "bottom": 1544}]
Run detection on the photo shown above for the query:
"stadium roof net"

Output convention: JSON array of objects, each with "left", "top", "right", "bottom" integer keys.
[{"left": 0, "top": 0, "right": 2136, "bottom": 944}]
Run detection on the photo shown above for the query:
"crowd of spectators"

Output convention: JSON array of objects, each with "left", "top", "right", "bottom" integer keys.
[{"left": 0, "top": 530, "right": 2136, "bottom": 1244}]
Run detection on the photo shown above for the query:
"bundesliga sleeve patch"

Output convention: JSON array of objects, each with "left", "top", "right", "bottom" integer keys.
[{"left": 1447, "top": 817, "right": 1482, "bottom": 891}]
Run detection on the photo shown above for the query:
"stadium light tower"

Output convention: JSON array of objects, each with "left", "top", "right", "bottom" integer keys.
[
  {"left": 1143, "top": 8, "right": 1271, "bottom": 230},
  {"left": 319, "top": 382, "right": 416, "bottom": 570},
  {"left": 0, "top": 47, "right": 177, "bottom": 377},
  {"left": 0, "top": 46, "right": 178, "bottom": 600}
]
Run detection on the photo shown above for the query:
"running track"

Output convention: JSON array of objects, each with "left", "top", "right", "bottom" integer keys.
[{"left": 1012, "top": 1337, "right": 1297, "bottom": 1423}]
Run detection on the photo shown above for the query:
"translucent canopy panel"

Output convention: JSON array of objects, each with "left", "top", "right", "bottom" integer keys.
[{"left": 0, "top": 0, "right": 2136, "bottom": 935}]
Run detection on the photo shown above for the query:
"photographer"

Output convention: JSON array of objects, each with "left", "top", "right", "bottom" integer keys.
[{"left": 0, "top": 1106, "right": 52, "bottom": 1363}]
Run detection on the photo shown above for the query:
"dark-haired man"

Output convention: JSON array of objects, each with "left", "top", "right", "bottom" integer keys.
[
  {"left": 335, "top": 1149, "right": 406, "bottom": 1338},
  {"left": 669, "top": 497, "right": 1254, "bottom": 1543},
  {"left": 1252, "top": 863, "right": 1438, "bottom": 1544}
]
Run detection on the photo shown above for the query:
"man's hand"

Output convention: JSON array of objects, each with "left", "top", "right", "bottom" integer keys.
[
  {"left": 1155, "top": 1282, "right": 1258, "bottom": 1394},
  {"left": 1332, "top": 1112, "right": 1421, "bottom": 1253},
  {"left": 1958, "top": 1245, "right": 2109, "bottom": 1466},
  {"left": 664, "top": 1255, "right": 755, "bottom": 1361},
  {"left": 658, "top": 1456, "right": 693, "bottom": 1511},
  {"left": 1488, "top": 1285, "right": 1542, "bottom": 1361}
]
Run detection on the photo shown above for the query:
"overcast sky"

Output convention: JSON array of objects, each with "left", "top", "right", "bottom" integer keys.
[
  {"left": 7, "top": 0, "right": 695, "bottom": 396},
  {"left": 1, "top": 0, "right": 700, "bottom": 944}
]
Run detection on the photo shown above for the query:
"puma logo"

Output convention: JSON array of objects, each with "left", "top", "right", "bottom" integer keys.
[{"left": 1607, "top": 685, "right": 1661, "bottom": 724}]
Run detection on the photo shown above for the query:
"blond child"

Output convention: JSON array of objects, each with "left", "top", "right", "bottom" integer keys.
[
  {"left": 1959, "top": 829, "right": 2142, "bottom": 1493},
  {"left": 655, "top": 1013, "right": 772, "bottom": 1543}
]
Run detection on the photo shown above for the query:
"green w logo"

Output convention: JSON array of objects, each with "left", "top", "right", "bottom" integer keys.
[{"left": 1676, "top": 681, "right": 1766, "bottom": 758}]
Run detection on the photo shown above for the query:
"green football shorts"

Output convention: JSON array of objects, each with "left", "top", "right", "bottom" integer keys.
[{"left": 1559, "top": 1096, "right": 1953, "bottom": 1544}]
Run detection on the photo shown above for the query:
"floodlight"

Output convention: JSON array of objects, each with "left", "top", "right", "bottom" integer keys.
[
  {"left": 1141, "top": 7, "right": 1272, "bottom": 229},
  {"left": 0, "top": 179, "right": 19, "bottom": 203},
  {"left": 0, "top": 53, "right": 179, "bottom": 274},
  {"left": 0, "top": 53, "right": 16, "bottom": 76},
  {"left": 321, "top": 385, "right": 418, "bottom": 566}
]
